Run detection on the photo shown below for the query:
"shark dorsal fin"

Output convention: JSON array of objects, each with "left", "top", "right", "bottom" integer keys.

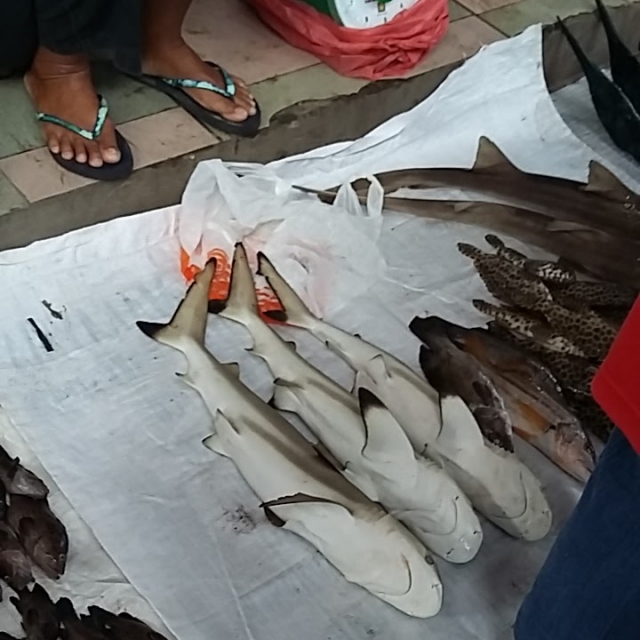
[
  {"left": 583, "top": 161, "right": 634, "bottom": 202},
  {"left": 358, "top": 388, "right": 415, "bottom": 466},
  {"left": 472, "top": 137, "right": 517, "bottom": 173}
]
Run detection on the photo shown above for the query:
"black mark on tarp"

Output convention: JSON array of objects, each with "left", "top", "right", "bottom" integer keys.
[
  {"left": 27, "top": 318, "right": 54, "bottom": 352},
  {"left": 41, "top": 300, "right": 63, "bottom": 320}
]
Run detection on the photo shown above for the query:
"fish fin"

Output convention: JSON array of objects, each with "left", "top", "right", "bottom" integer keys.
[
  {"left": 438, "top": 395, "right": 486, "bottom": 450},
  {"left": 257, "top": 253, "right": 315, "bottom": 328},
  {"left": 263, "top": 505, "right": 286, "bottom": 527},
  {"left": 583, "top": 160, "right": 635, "bottom": 202},
  {"left": 473, "top": 137, "right": 518, "bottom": 173},
  {"left": 453, "top": 202, "right": 476, "bottom": 213},
  {"left": 270, "top": 378, "right": 302, "bottom": 413},
  {"left": 484, "top": 234, "right": 505, "bottom": 250},
  {"left": 261, "top": 493, "right": 353, "bottom": 516},
  {"left": 137, "top": 259, "right": 216, "bottom": 350},
  {"left": 55, "top": 597, "right": 78, "bottom": 622},
  {"left": 557, "top": 17, "right": 601, "bottom": 79},
  {"left": 457, "top": 242, "right": 484, "bottom": 259},
  {"left": 358, "top": 388, "right": 416, "bottom": 470},
  {"left": 212, "top": 244, "right": 259, "bottom": 326},
  {"left": 363, "top": 354, "right": 391, "bottom": 383},
  {"left": 223, "top": 362, "right": 240, "bottom": 378},
  {"left": 202, "top": 433, "right": 229, "bottom": 457}
]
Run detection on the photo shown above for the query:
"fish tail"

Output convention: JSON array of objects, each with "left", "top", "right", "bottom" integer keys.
[
  {"left": 557, "top": 17, "right": 598, "bottom": 77},
  {"left": 457, "top": 242, "right": 484, "bottom": 260},
  {"left": 137, "top": 259, "right": 216, "bottom": 351},
  {"left": 595, "top": 0, "right": 625, "bottom": 57},
  {"left": 257, "top": 252, "right": 316, "bottom": 328},
  {"left": 55, "top": 597, "right": 78, "bottom": 622},
  {"left": 208, "top": 243, "right": 259, "bottom": 326}
]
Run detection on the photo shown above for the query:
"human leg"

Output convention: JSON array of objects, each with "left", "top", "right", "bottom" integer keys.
[
  {"left": 514, "top": 428, "right": 640, "bottom": 640},
  {"left": 139, "top": 0, "right": 258, "bottom": 130}
]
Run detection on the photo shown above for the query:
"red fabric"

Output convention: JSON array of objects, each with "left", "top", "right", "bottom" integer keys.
[
  {"left": 247, "top": 0, "right": 450, "bottom": 80},
  {"left": 592, "top": 296, "right": 640, "bottom": 453}
]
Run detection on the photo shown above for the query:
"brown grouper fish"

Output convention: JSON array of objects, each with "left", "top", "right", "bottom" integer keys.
[{"left": 411, "top": 316, "right": 595, "bottom": 483}]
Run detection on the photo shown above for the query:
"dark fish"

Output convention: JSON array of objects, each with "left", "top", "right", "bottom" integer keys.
[
  {"left": 56, "top": 598, "right": 110, "bottom": 640},
  {"left": 11, "top": 584, "right": 59, "bottom": 640},
  {"left": 564, "top": 389, "right": 615, "bottom": 443},
  {"left": 410, "top": 316, "right": 515, "bottom": 453},
  {"left": 442, "top": 321, "right": 595, "bottom": 482},
  {"left": 557, "top": 17, "right": 640, "bottom": 163},
  {"left": 0, "top": 447, "right": 48, "bottom": 499},
  {"left": 301, "top": 185, "right": 640, "bottom": 288},
  {"left": 0, "top": 522, "right": 34, "bottom": 591},
  {"left": 315, "top": 136, "right": 640, "bottom": 239},
  {"left": 7, "top": 496, "right": 68, "bottom": 579},
  {"left": 83, "top": 607, "right": 168, "bottom": 640},
  {"left": 595, "top": 0, "right": 640, "bottom": 116}
]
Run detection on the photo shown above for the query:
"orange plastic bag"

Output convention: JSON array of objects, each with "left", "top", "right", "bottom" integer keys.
[{"left": 247, "top": 0, "right": 449, "bottom": 80}]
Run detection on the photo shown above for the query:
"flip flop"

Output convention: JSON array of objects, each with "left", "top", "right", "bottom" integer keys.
[
  {"left": 130, "top": 62, "right": 261, "bottom": 138},
  {"left": 36, "top": 95, "right": 133, "bottom": 181}
]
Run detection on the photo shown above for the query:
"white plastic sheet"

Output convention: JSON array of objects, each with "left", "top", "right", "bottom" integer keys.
[{"left": 0, "top": 24, "right": 629, "bottom": 640}]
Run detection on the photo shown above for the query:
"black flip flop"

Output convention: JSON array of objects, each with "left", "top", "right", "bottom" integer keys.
[
  {"left": 37, "top": 95, "right": 133, "bottom": 181},
  {"left": 130, "top": 62, "right": 261, "bottom": 138}
]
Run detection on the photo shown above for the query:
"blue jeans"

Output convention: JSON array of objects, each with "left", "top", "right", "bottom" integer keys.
[{"left": 515, "top": 429, "right": 640, "bottom": 640}]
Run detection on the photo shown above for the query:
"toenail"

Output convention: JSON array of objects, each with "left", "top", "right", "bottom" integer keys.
[
  {"left": 62, "top": 151, "right": 73, "bottom": 160},
  {"left": 249, "top": 106, "right": 257, "bottom": 116},
  {"left": 76, "top": 153, "right": 87, "bottom": 164},
  {"left": 90, "top": 157, "right": 104, "bottom": 168},
  {"left": 103, "top": 148, "right": 120, "bottom": 162}
]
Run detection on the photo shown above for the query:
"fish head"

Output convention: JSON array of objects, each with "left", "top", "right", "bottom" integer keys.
[
  {"left": 9, "top": 468, "right": 49, "bottom": 500},
  {"left": 354, "top": 514, "right": 443, "bottom": 618},
  {"left": 551, "top": 422, "right": 596, "bottom": 483},
  {"left": 33, "top": 537, "right": 67, "bottom": 579}
]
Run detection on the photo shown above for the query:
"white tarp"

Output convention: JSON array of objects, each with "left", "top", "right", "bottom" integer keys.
[{"left": 0, "top": 24, "right": 636, "bottom": 640}]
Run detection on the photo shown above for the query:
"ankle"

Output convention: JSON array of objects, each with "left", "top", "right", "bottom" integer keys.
[{"left": 29, "top": 47, "right": 89, "bottom": 80}]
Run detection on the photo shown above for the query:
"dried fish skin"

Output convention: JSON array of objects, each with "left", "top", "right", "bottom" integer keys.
[
  {"left": 0, "top": 447, "right": 48, "bottom": 499},
  {"left": 11, "top": 584, "right": 59, "bottom": 640}
]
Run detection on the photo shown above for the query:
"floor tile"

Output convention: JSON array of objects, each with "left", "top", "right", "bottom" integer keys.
[
  {"left": 0, "top": 77, "right": 43, "bottom": 160},
  {"left": 117, "top": 108, "right": 222, "bottom": 170},
  {"left": 407, "top": 16, "right": 504, "bottom": 76},
  {"left": 184, "top": 0, "right": 319, "bottom": 85},
  {"left": 0, "top": 149, "right": 94, "bottom": 203},
  {"left": 0, "top": 65, "right": 176, "bottom": 160},
  {"left": 450, "top": 1, "right": 472, "bottom": 20},
  {"left": 0, "top": 169, "right": 28, "bottom": 215},
  {"left": 456, "top": 0, "right": 520, "bottom": 14},
  {"left": 252, "top": 64, "right": 368, "bottom": 127},
  {"left": 483, "top": 0, "right": 629, "bottom": 36}
]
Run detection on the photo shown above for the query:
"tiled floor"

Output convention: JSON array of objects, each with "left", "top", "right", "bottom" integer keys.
[{"left": 0, "top": 0, "right": 633, "bottom": 216}]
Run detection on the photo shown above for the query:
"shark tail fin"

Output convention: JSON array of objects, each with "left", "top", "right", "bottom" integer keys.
[
  {"left": 137, "top": 259, "right": 216, "bottom": 351},
  {"left": 257, "top": 252, "right": 316, "bottom": 328},
  {"left": 208, "top": 243, "right": 259, "bottom": 327}
]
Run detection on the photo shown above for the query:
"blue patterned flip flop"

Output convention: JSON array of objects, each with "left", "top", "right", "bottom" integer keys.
[
  {"left": 37, "top": 95, "right": 133, "bottom": 181},
  {"left": 131, "top": 62, "right": 261, "bottom": 138}
]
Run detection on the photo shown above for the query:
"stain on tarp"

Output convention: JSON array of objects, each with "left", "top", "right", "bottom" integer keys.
[
  {"left": 27, "top": 318, "right": 54, "bottom": 352},
  {"left": 224, "top": 506, "right": 256, "bottom": 534},
  {"left": 41, "top": 300, "right": 63, "bottom": 320}
]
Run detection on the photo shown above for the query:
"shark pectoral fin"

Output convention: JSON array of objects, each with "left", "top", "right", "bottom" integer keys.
[
  {"left": 358, "top": 388, "right": 415, "bottom": 465},
  {"left": 263, "top": 505, "right": 286, "bottom": 527},
  {"left": 202, "top": 434, "right": 229, "bottom": 457},
  {"left": 364, "top": 354, "right": 391, "bottom": 383},
  {"left": 583, "top": 160, "right": 635, "bottom": 202},
  {"left": 261, "top": 493, "right": 353, "bottom": 517},
  {"left": 270, "top": 378, "right": 303, "bottom": 413},
  {"left": 473, "top": 137, "right": 518, "bottom": 173},
  {"left": 438, "top": 395, "right": 485, "bottom": 451},
  {"left": 223, "top": 362, "right": 240, "bottom": 378}
]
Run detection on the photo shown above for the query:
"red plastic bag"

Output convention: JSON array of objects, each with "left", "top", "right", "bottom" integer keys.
[{"left": 247, "top": 0, "right": 449, "bottom": 81}]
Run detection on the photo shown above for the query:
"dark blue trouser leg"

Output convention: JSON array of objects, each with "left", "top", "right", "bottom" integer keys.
[{"left": 515, "top": 429, "right": 640, "bottom": 640}]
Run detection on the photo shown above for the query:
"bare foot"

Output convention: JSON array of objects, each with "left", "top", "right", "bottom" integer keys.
[
  {"left": 25, "top": 48, "right": 120, "bottom": 168},
  {"left": 142, "top": 39, "right": 256, "bottom": 123}
]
